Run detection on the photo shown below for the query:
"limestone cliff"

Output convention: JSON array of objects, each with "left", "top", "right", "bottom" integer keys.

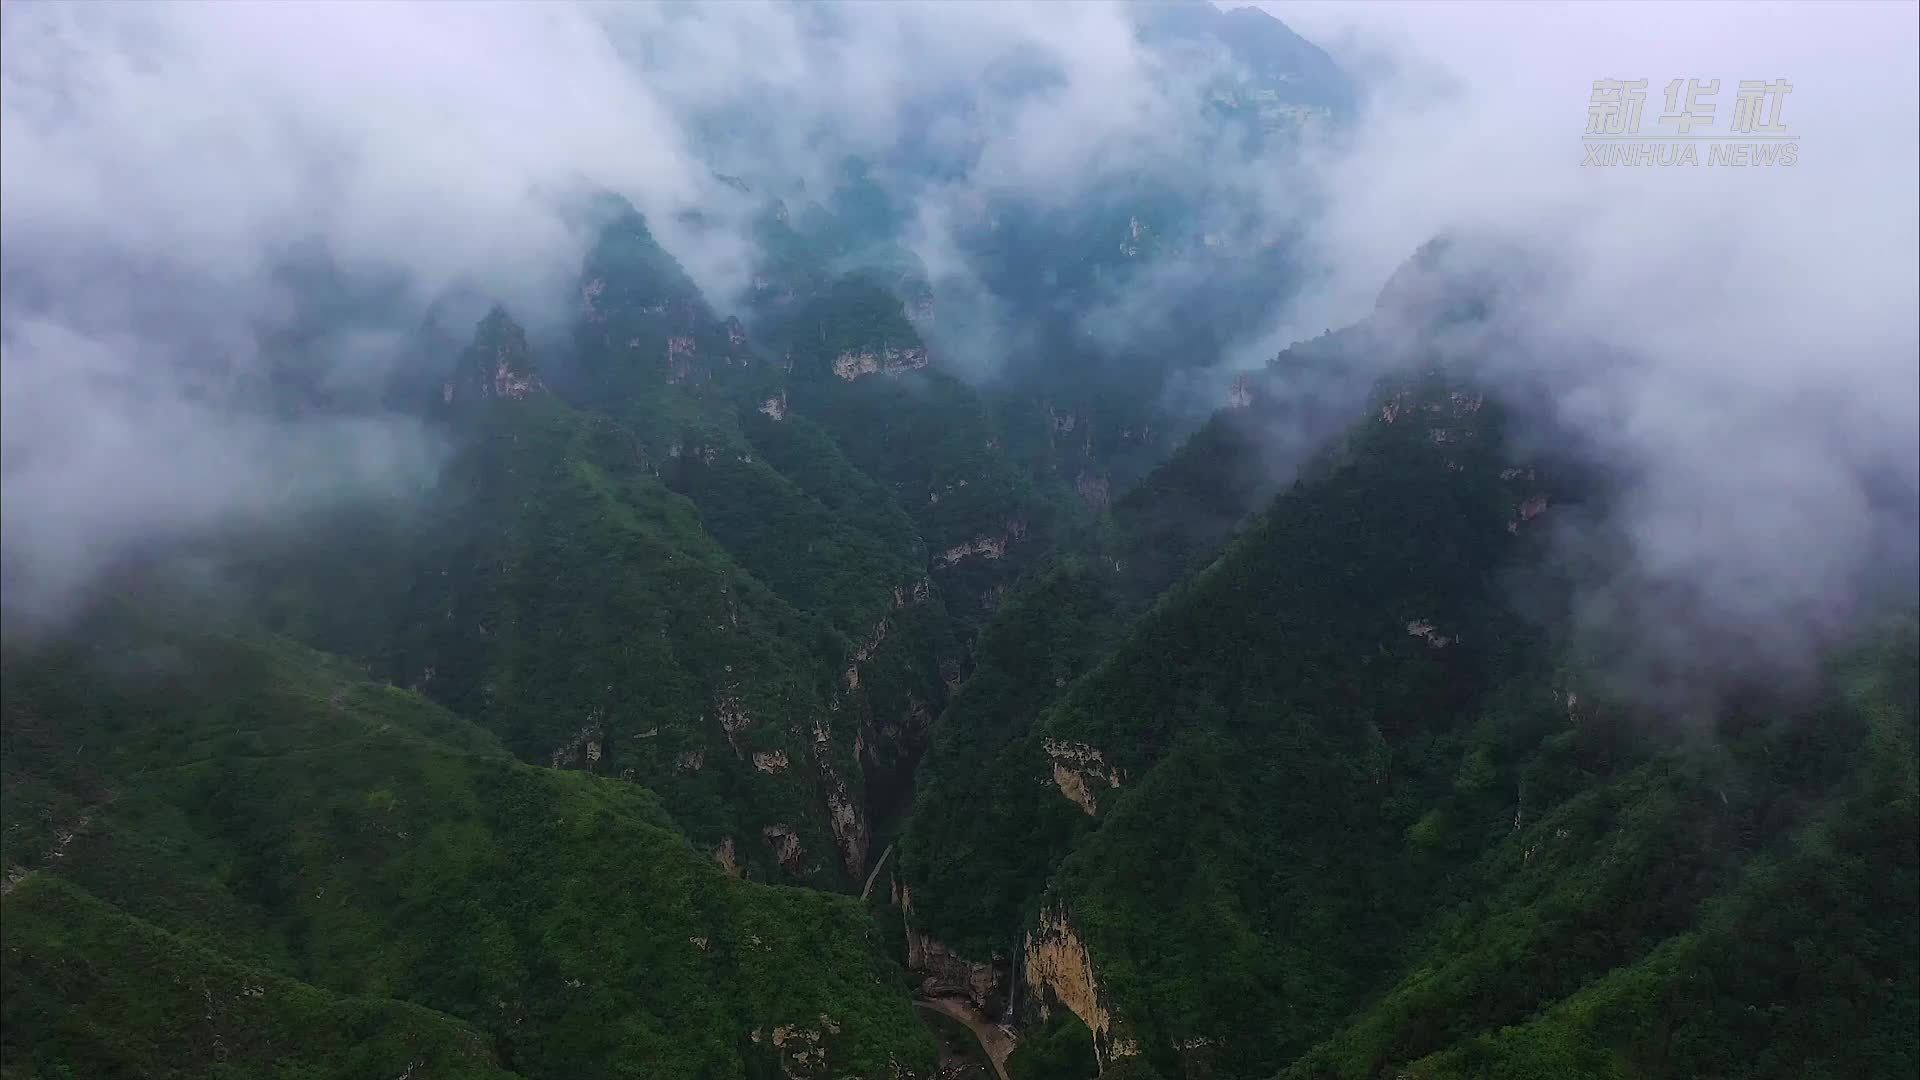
[
  {"left": 832, "top": 345, "right": 928, "bottom": 381},
  {"left": 446, "top": 305, "right": 543, "bottom": 406},
  {"left": 933, "top": 520, "right": 1029, "bottom": 570},
  {"left": 1023, "top": 907, "right": 1136, "bottom": 1067},
  {"left": 900, "top": 884, "right": 1009, "bottom": 1016},
  {"left": 1042, "top": 739, "right": 1125, "bottom": 816},
  {"left": 809, "top": 718, "right": 869, "bottom": 880}
]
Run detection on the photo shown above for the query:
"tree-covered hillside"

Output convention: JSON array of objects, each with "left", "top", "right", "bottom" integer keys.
[
  {"left": 0, "top": 598, "right": 937, "bottom": 1079},
  {"left": 892, "top": 350, "right": 1919, "bottom": 1079}
]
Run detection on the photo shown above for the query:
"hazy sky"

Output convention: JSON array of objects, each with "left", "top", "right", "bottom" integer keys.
[{"left": 3, "top": 0, "right": 1914, "bottom": 677}]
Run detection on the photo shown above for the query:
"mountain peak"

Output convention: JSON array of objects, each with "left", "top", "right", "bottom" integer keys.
[{"left": 444, "top": 305, "right": 541, "bottom": 405}]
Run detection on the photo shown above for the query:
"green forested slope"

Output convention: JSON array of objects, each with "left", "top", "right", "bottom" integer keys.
[
  {"left": 0, "top": 604, "right": 937, "bottom": 1079},
  {"left": 243, "top": 208, "right": 1035, "bottom": 887},
  {"left": 895, "top": 360, "right": 1919, "bottom": 1080},
  {"left": 896, "top": 558, "right": 1126, "bottom": 961},
  {"left": 3, "top": 876, "right": 516, "bottom": 1080},
  {"left": 9, "top": 193, "right": 1912, "bottom": 1080}
]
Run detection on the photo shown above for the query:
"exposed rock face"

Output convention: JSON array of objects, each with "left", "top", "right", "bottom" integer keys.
[
  {"left": 759, "top": 393, "right": 788, "bottom": 421},
  {"left": 452, "top": 307, "right": 543, "bottom": 404},
  {"left": 901, "top": 885, "right": 1008, "bottom": 1015},
  {"left": 752, "top": 749, "right": 790, "bottom": 774},
  {"left": 675, "top": 749, "right": 705, "bottom": 774},
  {"left": 669, "top": 442, "right": 720, "bottom": 467},
  {"left": 909, "top": 932, "right": 1006, "bottom": 1014},
  {"left": 713, "top": 837, "right": 741, "bottom": 877},
  {"left": 1043, "top": 739, "right": 1125, "bottom": 816},
  {"left": 1228, "top": 374, "right": 1255, "bottom": 410},
  {"left": 933, "top": 520, "right": 1026, "bottom": 570},
  {"left": 550, "top": 725, "right": 604, "bottom": 770},
  {"left": 810, "top": 719, "right": 869, "bottom": 879},
  {"left": 1508, "top": 492, "right": 1550, "bottom": 534},
  {"left": 762, "top": 824, "right": 805, "bottom": 876},
  {"left": 1024, "top": 907, "right": 1134, "bottom": 1067},
  {"left": 1378, "top": 391, "right": 1411, "bottom": 424},
  {"left": 1406, "top": 619, "right": 1455, "bottom": 649},
  {"left": 908, "top": 294, "right": 935, "bottom": 328},
  {"left": 718, "top": 696, "right": 752, "bottom": 756},
  {"left": 832, "top": 345, "right": 928, "bottom": 381},
  {"left": 1074, "top": 471, "right": 1111, "bottom": 514},
  {"left": 935, "top": 535, "right": 1006, "bottom": 569},
  {"left": 491, "top": 360, "right": 540, "bottom": 400},
  {"left": 666, "top": 335, "right": 698, "bottom": 384},
  {"left": 764, "top": 1019, "right": 842, "bottom": 1080},
  {"left": 843, "top": 615, "right": 892, "bottom": 691}
]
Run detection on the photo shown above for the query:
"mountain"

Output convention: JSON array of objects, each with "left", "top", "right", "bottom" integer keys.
[
  {"left": 883, "top": 254, "right": 1920, "bottom": 1078},
  {"left": 0, "top": 596, "right": 935, "bottom": 1079},
  {"left": 5, "top": 6, "right": 1915, "bottom": 1079},
  {"left": 9, "top": 192, "right": 1914, "bottom": 1080}
]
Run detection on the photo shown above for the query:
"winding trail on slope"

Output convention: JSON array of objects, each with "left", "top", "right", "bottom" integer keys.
[
  {"left": 915, "top": 997, "right": 1015, "bottom": 1080},
  {"left": 859, "top": 840, "right": 894, "bottom": 902}
]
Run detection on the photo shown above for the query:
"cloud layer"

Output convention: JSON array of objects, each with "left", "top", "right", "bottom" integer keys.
[
  {"left": 3, "top": 0, "right": 1914, "bottom": 680},
  {"left": 1248, "top": 0, "right": 1918, "bottom": 686}
]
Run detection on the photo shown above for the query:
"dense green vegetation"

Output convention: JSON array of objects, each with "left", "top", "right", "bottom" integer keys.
[
  {"left": 1007, "top": 1014, "right": 1099, "bottom": 1080},
  {"left": 897, "top": 359, "right": 1920, "bottom": 1078},
  {"left": 0, "top": 602, "right": 937, "bottom": 1079},
  {"left": 6, "top": 146, "right": 1913, "bottom": 1080},
  {"left": 236, "top": 204, "right": 1063, "bottom": 889},
  {"left": 897, "top": 559, "right": 1123, "bottom": 959},
  {"left": 4, "top": 874, "right": 515, "bottom": 1080}
]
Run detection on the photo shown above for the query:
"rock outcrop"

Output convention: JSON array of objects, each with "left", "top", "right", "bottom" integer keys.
[
  {"left": 1406, "top": 619, "right": 1455, "bottom": 649},
  {"left": 810, "top": 719, "right": 869, "bottom": 880},
  {"left": 762, "top": 824, "right": 805, "bottom": 876},
  {"left": 1509, "top": 492, "right": 1550, "bottom": 534},
  {"left": 901, "top": 884, "right": 1008, "bottom": 1015},
  {"left": 1024, "top": 907, "right": 1135, "bottom": 1067},
  {"left": 933, "top": 520, "right": 1027, "bottom": 570},
  {"left": 718, "top": 695, "right": 752, "bottom": 756},
  {"left": 1043, "top": 739, "right": 1125, "bottom": 816},
  {"left": 832, "top": 345, "right": 928, "bottom": 381},
  {"left": 756, "top": 1017, "right": 843, "bottom": 1080},
  {"left": 713, "top": 837, "right": 741, "bottom": 876},
  {"left": 1074, "top": 471, "right": 1111, "bottom": 514},
  {"left": 549, "top": 724, "right": 604, "bottom": 769},
  {"left": 449, "top": 306, "right": 543, "bottom": 405}
]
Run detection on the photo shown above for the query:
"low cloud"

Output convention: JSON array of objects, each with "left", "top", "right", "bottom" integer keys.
[
  {"left": 1253, "top": 0, "right": 1919, "bottom": 686},
  {"left": 3, "top": 0, "right": 1913, "bottom": 681}
]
